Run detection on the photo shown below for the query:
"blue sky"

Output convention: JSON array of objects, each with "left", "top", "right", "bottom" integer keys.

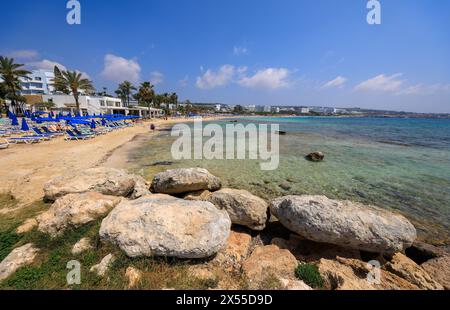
[{"left": 1, "top": 0, "right": 450, "bottom": 113}]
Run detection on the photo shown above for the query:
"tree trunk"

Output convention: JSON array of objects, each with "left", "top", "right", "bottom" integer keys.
[{"left": 74, "top": 94, "right": 81, "bottom": 115}]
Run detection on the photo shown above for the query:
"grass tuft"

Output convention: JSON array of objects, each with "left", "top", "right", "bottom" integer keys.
[{"left": 295, "top": 263, "right": 324, "bottom": 289}]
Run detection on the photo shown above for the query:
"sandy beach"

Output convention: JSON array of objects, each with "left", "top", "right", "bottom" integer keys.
[{"left": 0, "top": 116, "right": 226, "bottom": 207}]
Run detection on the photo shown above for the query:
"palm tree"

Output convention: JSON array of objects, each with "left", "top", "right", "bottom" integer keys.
[
  {"left": 170, "top": 92, "right": 178, "bottom": 111},
  {"left": 115, "top": 81, "right": 137, "bottom": 107},
  {"left": 0, "top": 56, "right": 31, "bottom": 114},
  {"left": 53, "top": 67, "right": 95, "bottom": 114},
  {"left": 135, "top": 82, "right": 154, "bottom": 118}
]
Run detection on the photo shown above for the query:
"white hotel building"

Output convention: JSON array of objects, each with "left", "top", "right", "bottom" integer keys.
[{"left": 19, "top": 70, "right": 163, "bottom": 117}]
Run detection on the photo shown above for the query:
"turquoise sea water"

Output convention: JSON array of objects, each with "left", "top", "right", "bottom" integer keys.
[{"left": 128, "top": 117, "right": 450, "bottom": 244}]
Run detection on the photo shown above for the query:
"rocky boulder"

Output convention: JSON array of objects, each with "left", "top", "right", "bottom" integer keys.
[
  {"left": 43, "top": 167, "right": 140, "bottom": 201},
  {"left": 71, "top": 237, "right": 93, "bottom": 255},
  {"left": 318, "top": 256, "right": 419, "bottom": 290},
  {"left": 37, "top": 192, "right": 122, "bottom": 237},
  {"left": 208, "top": 188, "right": 268, "bottom": 230},
  {"left": 242, "top": 245, "right": 298, "bottom": 289},
  {"left": 306, "top": 152, "right": 324, "bottom": 162},
  {"left": 0, "top": 243, "right": 39, "bottom": 282},
  {"left": 125, "top": 266, "right": 142, "bottom": 289},
  {"left": 211, "top": 230, "right": 253, "bottom": 272},
  {"left": 421, "top": 256, "right": 450, "bottom": 290},
  {"left": 150, "top": 168, "right": 221, "bottom": 195},
  {"left": 99, "top": 194, "right": 231, "bottom": 259},
  {"left": 385, "top": 253, "right": 443, "bottom": 290},
  {"left": 90, "top": 254, "right": 115, "bottom": 277},
  {"left": 130, "top": 175, "right": 151, "bottom": 199},
  {"left": 270, "top": 195, "right": 416, "bottom": 254},
  {"left": 183, "top": 190, "right": 212, "bottom": 201}
]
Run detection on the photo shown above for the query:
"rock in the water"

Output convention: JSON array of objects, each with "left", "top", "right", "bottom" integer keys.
[
  {"left": 385, "top": 253, "right": 443, "bottom": 290},
  {"left": 16, "top": 218, "right": 38, "bottom": 234},
  {"left": 150, "top": 168, "right": 221, "bottom": 195},
  {"left": 318, "top": 256, "right": 419, "bottom": 290},
  {"left": 71, "top": 237, "right": 93, "bottom": 255},
  {"left": 37, "top": 192, "right": 122, "bottom": 237},
  {"left": 0, "top": 243, "right": 39, "bottom": 282},
  {"left": 421, "top": 256, "right": 450, "bottom": 290},
  {"left": 183, "top": 190, "right": 212, "bottom": 201},
  {"left": 99, "top": 194, "right": 231, "bottom": 258},
  {"left": 208, "top": 188, "right": 268, "bottom": 231},
  {"left": 125, "top": 266, "right": 142, "bottom": 289},
  {"left": 242, "top": 245, "right": 298, "bottom": 289},
  {"left": 90, "top": 254, "right": 115, "bottom": 277},
  {"left": 306, "top": 152, "right": 324, "bottom": 162},
  {"left": 270, "top": 195, "right": 416, "bottom": 254},
  {"left": 44, "top": 167, "right": 140, "bottom": 201}
]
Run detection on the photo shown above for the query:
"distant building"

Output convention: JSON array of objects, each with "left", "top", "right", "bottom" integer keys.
[
  {"left": 263, "top": 106, "right": 272, "bottom": 113},
  {"left": 300, "top": 107, "right": 310, "bottom": 114},
  {"left": 20, "top": 69, "right": 55, "bottom": 95},
  {"left": 246, "top": 105, "right": 256, "bottom": 112}
]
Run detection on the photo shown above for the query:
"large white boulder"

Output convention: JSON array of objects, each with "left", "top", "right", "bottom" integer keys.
[
  {"left": 43, "top": 167, "right": 143, "bottom": 201},
  {"left": 37, "top": 192, "right": 121, "bottom": 236},
  {"left": 99, "top": 194, "right": 231, "bottom": 259},
  {"left": 270, "top": 195, "right": 416, "bottom": 254},
  {"left": 208, "top": 188, "right": 268, "bottom": 230},
  {"left": 150, "top": 168, "right": 221, "bottom": 195},
  {"left": 0, "top": 243, "right": 39, "bottom": 282}
]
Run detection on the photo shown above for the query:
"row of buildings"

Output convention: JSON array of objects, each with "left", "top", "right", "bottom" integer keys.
[{"left": 13, "top": 69, "right": 164, "bottom": 117}]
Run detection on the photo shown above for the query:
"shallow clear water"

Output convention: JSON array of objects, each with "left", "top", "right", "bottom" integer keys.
[{"left": 127, "top": 117, "right": 450, "bottom": 244}]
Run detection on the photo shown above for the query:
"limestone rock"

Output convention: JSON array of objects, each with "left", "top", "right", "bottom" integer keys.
[
  {"left": 99, "top": 194, "right": 231, "bottom": 258},
  {"left": 125, "top": 266, "right": 142, "bottom": 289},
  {"left": 44, "top": 167, "right": 140, "bottom": 201},
  {"left": 270, "top": 195, "right": 416, "bottom": 254},
  {"left": 71, "top": 237, "right": 93, "bottom": 255},
  {"left": 242, "top": 245, "right": 298, "bottom": 289},
  {"left": 130, "top": 175, "right": 151, "bottom": 199},
  {"left": 385, "top": 253, "right": 443, "bottom": 290},
  {"left": 16, "top": 218, "right": 38, "bottom": 234},
  {"left": 37, "top": 192, "right": 121, "bottom": 237},
  {"left": 150, "top": 168, "right": 221, "bottom": 195},
  {"left": 208, "top": 188, "right": 268, "bottom": 230},
  {"left": 0, "top": 243, "right": 39, "bottom": 282},
  {"left": 421, "top": 256, "right": 450, "bottom": 290},
  {"left": 90, "top": 253, "right": 115, "bottom": 277},
  {"left": 279, "top": 278, "right": 313, "bottom": 290},
  {"left": 211, "top": 230, "right": 253, "bottom": 272},
  {"left": 318, "top": 256, "right": 419, "bottom": 290},
  {"left": 183, "top": 190, "right": 212, "bottom": 201}
]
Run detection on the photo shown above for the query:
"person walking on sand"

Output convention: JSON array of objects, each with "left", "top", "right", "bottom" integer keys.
[{"left": 150, "top": 124, "right": 156, "bottom": 133}]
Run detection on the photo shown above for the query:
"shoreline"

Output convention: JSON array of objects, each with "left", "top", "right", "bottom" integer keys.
[{"left": 0, "top": 116, "right": 226, "bottom": 207}]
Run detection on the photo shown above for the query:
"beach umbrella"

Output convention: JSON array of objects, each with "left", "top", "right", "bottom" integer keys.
[
  {"left": 11, "top": 116, "right": 19, "bottom": 126},
  {"left": 7, "top": 110, "right": 12, "bottom": 119},
  {"left": 101, "top": 119, "right": 107, "bottom": 126},
  {"left": 21, "top": 118, "right": 30, "bottom": 131},
  {"left": 67, "top": 112, "right": 72, "bottom": 117},
  {"left": 90, "top": 120, "right": 96, "bottom": 129},
  {"left": 31, "top": 114, "right": 36, "bottom": 121}
]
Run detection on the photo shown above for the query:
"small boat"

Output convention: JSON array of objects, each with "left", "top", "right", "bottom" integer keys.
[{"left": 276, "top": 130, "right": 287, "bottom": 135}]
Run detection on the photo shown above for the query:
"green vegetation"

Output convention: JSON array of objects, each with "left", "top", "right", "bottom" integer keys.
[
  {"left": 0, "top": 195, "right": 245, "bottom": 290},
  {"left": 295, "top": 263, "right": 324, "bottom": 289}
]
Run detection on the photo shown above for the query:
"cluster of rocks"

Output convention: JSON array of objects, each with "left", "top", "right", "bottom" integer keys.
[{"left": 1, "top": 166, "right": 449, "bottom": 290}]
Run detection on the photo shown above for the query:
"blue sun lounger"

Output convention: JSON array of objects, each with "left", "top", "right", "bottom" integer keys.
[
  {"left": 65, "top": 130, "right": 93, "bottom": 141},
  {"left": 7, "top": 137, "right": 41, "bottom": 144},
  {"left": 41, "top": 126, "right": 64, "bottom": 136},
  {"left": 32, "top": 127, "right": 57, "bottom": 138}
]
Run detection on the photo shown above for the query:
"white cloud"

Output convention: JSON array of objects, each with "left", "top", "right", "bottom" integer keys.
[
  {"left": 322, "top": 76, "right": 347, "bottom": 89},
  {"left": 150, "top": 71, "right": 164, "bottom": 85},
  {"left": 233, "top": 46, "right": 249, "bottom": 56},
  {"left": 100, "top": 54, "right": 141, "bottom": 83},
  {"left": 396, "top": 83, "right": 450, "bottom": 96},
  {"left": 196, "top": 65, "right": 236, "bottom": 89},
  {"left": 28, "top": 59, "right": 67, "bottom": 71},
  {"left": 354, "top": 73, "right": 404, "bottom": 93},
  {"left": 238, "top": 68, "right": 291, "bottom": 90},
  {"left": 7, "top": 49, "right": 39, "bottom": 60}
]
